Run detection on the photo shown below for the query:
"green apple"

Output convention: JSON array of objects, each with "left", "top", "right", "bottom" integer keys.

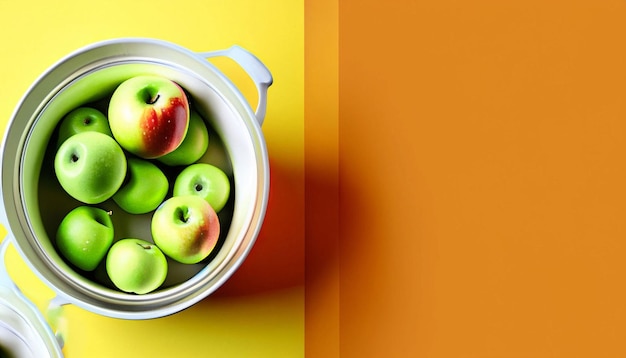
[
  {"left": 55, "top": 206, "right": 114, "bottom": 271},
  {"left": 173, "top": 163, "right": 230, "bottom": 213},
  {"left": 112, "top": 157, "right": 169, "bottom": 214},
  {"left": 108, "top": 75, "right": 190, "bottom": 159},
  {"left": 54, "top": 131, "right": 127, "bottom": 204},
  {"left": 151, "top": 195, "right": 220, "bottom": 264},
  {"left": 106, "top": 238, "right": 168, "bottom": 294},
  {"left": 57, "top": 107, "right": 112, "bottom": 147},
  {"left": 157, "top": 110, "right": 209, "bottom": 166}
]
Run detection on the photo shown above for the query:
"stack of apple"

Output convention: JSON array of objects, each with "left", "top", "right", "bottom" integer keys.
[{"left": 52, "top": 75, "right": 231, "bottom": 295}]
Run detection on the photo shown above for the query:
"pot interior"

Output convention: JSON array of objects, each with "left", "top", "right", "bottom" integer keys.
[{"left": 17, "top": 57, "right": 264, "bottom": 311}]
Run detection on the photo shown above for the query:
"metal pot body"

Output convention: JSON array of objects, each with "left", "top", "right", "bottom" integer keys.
[{"left": 0, "top": 38, "right": 271, "bottom": 320}]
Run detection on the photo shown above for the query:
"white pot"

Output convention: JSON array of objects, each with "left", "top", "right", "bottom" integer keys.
[{"left": 0, "top": 38, "right": 272, "bottom": 321}]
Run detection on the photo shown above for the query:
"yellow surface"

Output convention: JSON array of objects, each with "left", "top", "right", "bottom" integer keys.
[{"left": 0, "top": 0, "right": 304, "bottom": 357}]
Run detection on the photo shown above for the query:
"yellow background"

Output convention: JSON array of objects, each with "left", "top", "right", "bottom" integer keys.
[{"left": 0, "top": 0, "right": 304, "bottom": 357}]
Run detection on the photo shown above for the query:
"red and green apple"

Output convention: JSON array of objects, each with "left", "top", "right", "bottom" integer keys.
[
  {"left": 151, "top": 195, "right": 220, "bottom": 264},
  {"left": 108, "top": 75, "right": 190, "bottom": 159}
]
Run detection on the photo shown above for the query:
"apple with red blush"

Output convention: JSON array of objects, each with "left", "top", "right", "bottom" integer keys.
[{"left": 108, "top": 75, "right": 190, "bottom": 159}]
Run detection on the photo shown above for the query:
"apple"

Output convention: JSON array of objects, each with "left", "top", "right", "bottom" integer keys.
[
  {"left": 173, "top": 163, "right": 230, "bottom": 213},
  {"left": 55, "top": 206, "right": 114, "bottom": 271},
  {"left": 106, "top": 238, "right": 168, "bottom": 294},
  {"left": 151, "top": 195, "right": 220, "bottom": 264},
  {"left": 157, "top": 110, "right": 209, "bottom": 166},
  {"left": 112, "top": 157, "right": 169, "bottom": 214},
  {"left": 57, "top": 106, "right": 112, "bottom": 147},
  {"left": 54, "top": 131, "right": 127, "bottom": 204},
  {"left": 108, "top": 75, "right": 190, "bottom": 159}
]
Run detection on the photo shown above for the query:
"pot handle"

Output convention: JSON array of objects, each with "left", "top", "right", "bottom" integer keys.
[
  {"left": 0, "top": 238, "right": 67, "bottom": 353},
  {"left": 199, "top": 45, "right": 273, "bottom": 125}
]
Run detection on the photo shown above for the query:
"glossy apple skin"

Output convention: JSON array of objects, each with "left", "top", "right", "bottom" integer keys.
[
  {"left": 173, "top": 163, "right": 230, "bottom": 213},
  {"left": 108, "top": 75, "right": 190, "bottom": 159},
  {"left": 106, "top": 238, "right": 168, "bottom": 294},
  {"left": 158, "top": 110, "right": 209, "bottom": 166},
  {"left": 54, "top": 131, "right": 127, "bottom": 204},
  {"left": 151, "top": 195, "right": 220, "bottom": 264},
  {"left": 57, "top": 107, "right": 112, "bottom": 147},
  {"left": 56, "top": 206, "right": 114, "bottom": 271},
  {"left": 113, "top": 157, "right": 169, "bottom": 214}
]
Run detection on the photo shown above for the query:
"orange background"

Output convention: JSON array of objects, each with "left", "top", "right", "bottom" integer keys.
[{"left": 306, "top": 0, "right": 626, "bottom": 357}]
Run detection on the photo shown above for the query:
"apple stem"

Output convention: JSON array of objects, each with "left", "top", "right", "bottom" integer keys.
[
  {"left": 137, "top": 243, "right": 152, "bottom": 250},
  {"left": 148, "top": 94, "right": 160, "bottom": 105}
]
